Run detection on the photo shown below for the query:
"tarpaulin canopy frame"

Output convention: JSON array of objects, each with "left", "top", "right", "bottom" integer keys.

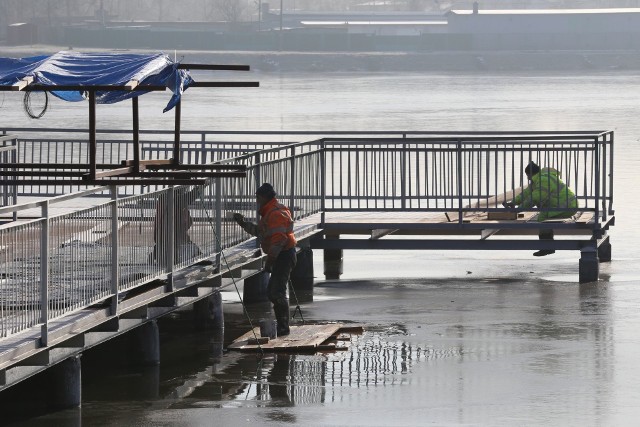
[{"left": 0, "top": 53, "right": 259, "bottom": 186}]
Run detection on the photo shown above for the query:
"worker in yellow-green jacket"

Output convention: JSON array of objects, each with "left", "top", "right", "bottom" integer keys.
[{"left": 504, "top": 162, "right": 578, "bottom": 257}]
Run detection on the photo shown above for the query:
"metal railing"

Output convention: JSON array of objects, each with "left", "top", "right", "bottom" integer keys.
[
  {"left": 0, "top": 127, "right": 422, "bottom": 197},
  {"left": 0, "top": 135, "right": 17, "bottom": 213},
  {"left": 0, "top": 137, "right": 324, "bottom": 340},
  {"left": 322, "top": 132, "right": 614, "bottom": 221},
  {"left": 0, "top": 130, "right": 613, "bottom": 341}
]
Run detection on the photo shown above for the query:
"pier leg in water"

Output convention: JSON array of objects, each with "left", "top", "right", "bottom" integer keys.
[
  {"left": 579, "top": 247, "right": 599, "bottom": 284},
  {"left": 211, "top": 300, "right": 224, "bottom": 367},
  {"left": 243, "top": 271, "right": 270, "bottom": 304},
  {"left": 125, "top": 321, "right": 160, "bottom": 399},
  {"left": 324, "top": 234, "right": 343, "bottom": 280},
  {"left": 193, "top": 292, "right": 224, "bottom": 366},
  {"left": 128, "top": 320, "right": 160, "bottom": 366},
  {"left": 194, "top": 291, "right": 224, "bottom": 329},
  {"left": 291, "top": 247, "right": 314, "bottom": 302},
  {"left": 598, "top": 237, "right": 612, "bottom": 262},
  {"left": 47, "top": 356, "right": 81, "bottom": 410}
]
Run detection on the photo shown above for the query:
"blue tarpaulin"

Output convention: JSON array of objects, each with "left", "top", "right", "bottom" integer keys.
[{"left": 0, "top": 51, "right": 193, "bottom": 112}]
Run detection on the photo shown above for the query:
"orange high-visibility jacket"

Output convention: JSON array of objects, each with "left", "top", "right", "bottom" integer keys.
[{"left": 241, "top": 198, "right": 296, "bottom": 261}]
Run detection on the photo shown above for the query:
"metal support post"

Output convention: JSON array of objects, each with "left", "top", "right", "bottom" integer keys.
[
  {"left": 132, "top": 96, "right": 140, "bottom": 172},
  {"left": 110, "top": 186, "right": 119, "bottom": 315},
  {"left": 173, "top": 100, "right": 182, "bottom": 165},
  {"left": 320, "top": 140, "right": 326, "bottom": 226},
  {"left": 166, "top": 187, "right": 175, "bottom": 291},
  {"left": 214, "top": 178, "right": 222, "bottom": 269},
  {"left": 88, "top": 90, "right": 97, "bottom": 180},
  {"left": 456, "top": 139, "right": 463, "bottom": 223},
  {"left": 40, "top": 200, "right": 50, "bottom": 346},
  {"left": 400, "top": 141, "right": 407, "bottom": 209},
  {"left": 290, "top": 145, "right": 296, "bottom": 216},
  {"left": 254, "top": 151, "right": 261, "bottom": 249}
]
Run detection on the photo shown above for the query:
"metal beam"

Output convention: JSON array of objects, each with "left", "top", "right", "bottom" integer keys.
[
  {"left": 311, "top": 238, "right": 589, "bottom": 251},
  {"left": 0, "top": 84, "right": 167, "bottom": 92},
  {"left": 177, "top": 64, "right": 250, "bottom": 71},
  {"left": 0, "top": 179, "right": 208, "bottom": 186},
  {"left": 189, "top": 82, "right": 259, "bottom": 88}
]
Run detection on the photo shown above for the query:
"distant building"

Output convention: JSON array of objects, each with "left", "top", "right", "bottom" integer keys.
[{"left": 447, "top": 7, "right": 640, "bottom": 50}]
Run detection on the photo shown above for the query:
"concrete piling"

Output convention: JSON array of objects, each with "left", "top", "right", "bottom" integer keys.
[
  {"left": 243, "top": 271, "right": 270, "bottom": 304},
  {"left": 579, "top": 247, "right": 600, "bottom": 283},
  {"left": 291, "top": 248, "right": 314, "bottom": 302},
  {"left": 598, "top": 239, "right": 612, "bottom": 262},
  {"left": 324, "top": 233, "right": 343, "bottom": 280},
  {"left": 194, "top": 292, "right": 224, "bottom": 330},
  {"left": 129, "top": 320, "right": 160, "bottom": 366},
  {"left": 47, "top": 356, "right": 81, "bottom": 410}
]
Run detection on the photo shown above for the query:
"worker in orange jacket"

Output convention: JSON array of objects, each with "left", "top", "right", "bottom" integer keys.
[{"left": 233, "top": 183, "right": 297, "bottom": 336}]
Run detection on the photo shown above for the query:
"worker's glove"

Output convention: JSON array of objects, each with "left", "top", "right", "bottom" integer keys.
[
  {"left": 502, "top": 201, "right": 515, "bottom": 209},
  {"left": 232, "top": 213, "right": 244, "bottom": 225}
]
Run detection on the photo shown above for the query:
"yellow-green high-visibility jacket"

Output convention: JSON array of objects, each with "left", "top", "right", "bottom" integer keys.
[{"left": 513, "top": 168, "right": 578, "bottom": 221}]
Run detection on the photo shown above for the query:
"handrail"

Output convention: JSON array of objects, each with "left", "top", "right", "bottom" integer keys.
[{"left": 0, "top": 131, "right": 614, "bottom": 342}]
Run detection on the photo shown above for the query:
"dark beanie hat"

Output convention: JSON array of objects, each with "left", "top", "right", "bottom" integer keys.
[
  {"left": 256, "top": 183, "right": 276, "bottom": 199},
  {"left": 525, "top": 161, "right": 540, "bottom": 177}
]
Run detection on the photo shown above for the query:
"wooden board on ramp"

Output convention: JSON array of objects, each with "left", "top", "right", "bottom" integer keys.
[{"left": 229, "top": 323, "right": 363, "bottom": 352}]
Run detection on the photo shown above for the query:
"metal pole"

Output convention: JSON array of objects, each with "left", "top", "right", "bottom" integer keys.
[
  {"left": 166, "top": 187, "right": 175, "bottom": 291},
  {"left": 110, "top": 185, "right": 119, "bottom": 316},
  {"left": 132, "top": 96, "right": 140, "bottom": 173},
  {"left": 89, "top": 90, "right": 97, "bottom": 180},
  {"left": 215, "top": 177, "right": 222, "bottom": 255},
  {"left": 254, "top": 152, "right": 261, "bottom": 249},
  {"left": 457, "top": 140, "right": 463, "bottom": 224},
  {"left": 320, "top": 139, "right": 326, "bottom": 227},
  {"left": 40, "top": 200, "right": 50, "bottom": 346},
  {"left": 173, "top": 100, "right": 182, "bottom": 166},
  {"left": 290, "top": 146, "right": 295, "bottom": 217},
  {"left": 11, "top": 137, "right": 17, "bottom": 220}
]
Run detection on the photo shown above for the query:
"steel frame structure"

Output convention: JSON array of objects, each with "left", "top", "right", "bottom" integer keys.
[{"left": 0, "top": 63, "right": 259, "bottom": 186}]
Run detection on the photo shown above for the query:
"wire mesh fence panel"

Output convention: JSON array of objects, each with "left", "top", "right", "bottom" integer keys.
[{"left": 0, "top": 221, "right": 43, "bottom": 337}]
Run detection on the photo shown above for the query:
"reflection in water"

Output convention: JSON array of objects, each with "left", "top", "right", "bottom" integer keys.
[{"left": 168, "top": 328, "right": 461, "bottom": 409}]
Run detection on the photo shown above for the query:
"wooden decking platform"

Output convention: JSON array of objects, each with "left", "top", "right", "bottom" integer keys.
[{"left": 229, "top": 323, "right": 363, "bottom": 353}]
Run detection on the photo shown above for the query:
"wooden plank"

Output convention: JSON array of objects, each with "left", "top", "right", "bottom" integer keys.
[
  {"left": 229, "top": 323, "right": 347, "bottom": 352},
  {"left": 124, "top": 79, "right": 139, "bottom": 90},
  {"left": 11, "top": 77, "right": 33, "bottom": 91},
  {"left": 370, "top": 229, "right": 398, "bottom": 240}
]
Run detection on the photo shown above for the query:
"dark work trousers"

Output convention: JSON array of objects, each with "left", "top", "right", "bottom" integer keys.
[
  {"left": 267, "top": 248, "right": 297, "bottom": 304},
  {"left": 539, "top": 229, "right": 554, "bottom": 241}
]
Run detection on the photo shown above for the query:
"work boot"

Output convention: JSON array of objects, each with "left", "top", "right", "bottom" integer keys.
[
  {"left": 533, "top": 249, "right": 555, "bottom": 257},
  {"left": 273, "top": 298, "right": 290, "bottom": 336}
]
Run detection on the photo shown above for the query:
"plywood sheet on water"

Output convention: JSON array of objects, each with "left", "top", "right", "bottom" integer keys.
[{"left": 229, "top": 323, "right": 362, "bottom": 352}]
